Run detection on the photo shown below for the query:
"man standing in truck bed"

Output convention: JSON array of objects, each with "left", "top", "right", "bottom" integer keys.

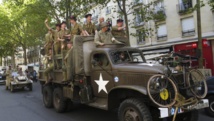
[
  {"left": 64, "top": 16, "right": 84, "bottom": 42},
  {"left": 94, "top": 22, "right": 121, "bottom": 46},
  {"left": 111, "top": 19, "right": 126, "bottom": 37},
  {"left": 44, "top": 30, "right": 53, "bottom": 55},
  {"left": 45, "top": 19, "right": 61, "bottom": 69},
  {"left": 83, "top": 14, "right": 96, "bottom": 36}
]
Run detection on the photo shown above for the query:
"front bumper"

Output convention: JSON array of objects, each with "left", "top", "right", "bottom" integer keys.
[{"left": 159, "top": 99, "right": 209, "bottom": 118}]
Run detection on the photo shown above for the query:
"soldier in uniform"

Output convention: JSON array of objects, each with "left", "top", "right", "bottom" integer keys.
[
  {"left": 111, "top": 19, "right": 126, "bottom": 37},
  {"left": 63, "top": 41, "right": 73, "bottom": 81},
  {"left": 58, "top": 21, "right": 70, "bottom": 51},
  {"left": 45, "top": 19, "right": 61, "bottom": 69},
  {"left": 64, "top": 16, "right": 84, "bottom": 42},
  {"left": 5, "top": 66, "right": 12, "bottom": 90},
  {"left": 94, "top": 22, "right": 121, "bottom": 46},
  {"left": 44, "top": 48, "right": 54, "bottom": 84},
  {"left": 44, "top": 30, "right": 53, "bottom": 54},
  {"left": 83, "top": 14, "right": 96, "bottom": 35},
  {"left": 96, "top": 17, "right": 104, "bottom": 31}
]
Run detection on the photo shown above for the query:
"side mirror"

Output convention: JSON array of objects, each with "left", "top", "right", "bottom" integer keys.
[{"left": 91, "top": 60, "right": 98, "bottom": 66}]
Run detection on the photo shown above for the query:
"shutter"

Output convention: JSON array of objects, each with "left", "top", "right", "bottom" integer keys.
[
  {"left": 157, "top": 24, "right": 167, "bottom": 36},
  {"left": 182, "top": 17, "right": 194, "bottom": 31}
]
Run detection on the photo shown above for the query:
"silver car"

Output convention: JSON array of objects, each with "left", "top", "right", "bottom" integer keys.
[{"left": 10, "top": 71, "right": 33, "bottom": 92}]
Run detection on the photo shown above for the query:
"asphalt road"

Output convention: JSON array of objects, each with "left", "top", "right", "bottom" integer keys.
[{"left": 0, "top": 82, "right": 213, "bottom": 121}]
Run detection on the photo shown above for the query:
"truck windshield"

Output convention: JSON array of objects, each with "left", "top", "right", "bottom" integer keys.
[{"left": 110, "top": 50, "right": 144, "bottom": 64}]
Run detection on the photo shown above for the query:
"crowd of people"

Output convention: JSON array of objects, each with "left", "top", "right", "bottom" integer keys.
[{"left": 43, "top": 13, "right": 127, "bottom": 84}]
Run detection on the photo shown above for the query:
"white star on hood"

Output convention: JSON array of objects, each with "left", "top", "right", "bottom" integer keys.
[{"left": 95, "top": 73, "right": 109, "bottom": 93}]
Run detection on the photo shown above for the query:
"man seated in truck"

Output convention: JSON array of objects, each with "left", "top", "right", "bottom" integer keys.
[
  {"left": 117, "top": 52, "right": 129, "bottom": 63},
  {"left": 94, "top": 22, "right": 121, "bottom": 46},
  {"left": 44, "top": 48, "right": 54, "bottom": 84}
]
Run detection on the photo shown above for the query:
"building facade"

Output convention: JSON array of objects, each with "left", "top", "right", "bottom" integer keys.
[{"left": 82, "top": 0, "right": 214, "bottom": 75}]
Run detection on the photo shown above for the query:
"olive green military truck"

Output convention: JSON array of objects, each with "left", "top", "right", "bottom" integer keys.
[{"left": 39, "top": 36, "right": 209, "bottom": 121}]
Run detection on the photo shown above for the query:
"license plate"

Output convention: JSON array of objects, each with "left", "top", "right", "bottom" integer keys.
[{"left": 159, "top": 99, "right": 209, "bottom": 118}]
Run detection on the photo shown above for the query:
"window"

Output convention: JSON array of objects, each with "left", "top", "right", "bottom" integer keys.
[
  {"left": 181, "top": 17, "right": 195, "bottom": 36},
  {"left": 136, "top": 30, "right": 145, "bottom": 44},
  {"left": 154, "top": 1, "right": 164, "bottom": 13},
  {"left": 93, "top": 53, "right": 109, "bottom": 68},
  {"left": 177, "top": 0, "right": 193, "bottom": 14},
  {"left": 110, "top": 50, "right": 145, "bottom": 64},
  {"left": 135, "top": 9, "right": 144, "bottom": 26},
  {"left": 106, "top": 6, "right": 111, "bottom": 15},
  {"left": 157, "top": 24, "right": 167, "bottom": 40},
  {"left": 92, "top": 9, "right": 99, "bottom": 24}
]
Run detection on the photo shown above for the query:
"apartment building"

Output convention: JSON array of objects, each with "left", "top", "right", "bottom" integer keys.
[{"left": 83, "top": 0, "right": 214, "bottom": 75}]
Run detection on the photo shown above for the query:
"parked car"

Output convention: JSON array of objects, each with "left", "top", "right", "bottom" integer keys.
[
  {"left": 205, "top": 76, "right": 214, "bottom": 117},
  {"left": 0, "top": 69, "right": 6, "bottom": 85},
  {"left": 9, "top": 71, "right": 33, "bottom": 92}
]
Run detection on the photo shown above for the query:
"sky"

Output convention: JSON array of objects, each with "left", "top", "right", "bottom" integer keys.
[{"left": 0, "top": 0, "right": 2, "bottom": 4}]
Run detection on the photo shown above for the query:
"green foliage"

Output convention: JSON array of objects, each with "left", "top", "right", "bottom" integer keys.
[{"left": 208, "top": 0, "right": 214, "bottom": 11}]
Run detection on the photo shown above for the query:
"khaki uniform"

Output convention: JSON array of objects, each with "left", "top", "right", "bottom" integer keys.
[
  {"left": 58, "top": 29, "right": 70, "bottom": 50},
  {"left": 51, "top": 30, "right": 61, "bottom": 54},
  {"left": 70, "top": 23, "right": 83, "bottom": 41},
  {"left": 94, "top": 31, "right": 121, "bottom": 45},
  {"left": 45, "top": 33, "right": 53, "bottom": 54},
  {"left": 51, "top": 30, "right": 60, "bottom": 69},
  {"left": 6, "top": 69, "right": 12, "bottom": 89},
  {"left": 111, "top": 25, "right": 126, "bottom": 37},
  {"left": 44, "top": 54, "right": 54, "bottom": 83},
  {"left": 83, "top": 22, "right": 96, "bottom": 35},
  {"left": 64, "top": 47, "right": 73, "bottom": 81}
]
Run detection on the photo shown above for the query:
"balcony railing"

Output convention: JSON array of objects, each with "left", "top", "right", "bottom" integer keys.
[
  {"left": 157, "top": 35, "right": 167, "bottom": 41},
  {"left": 177, "top": 2, "right": 193, "bottom": 14},
  {"left": 182, "top": 29, "right": 195, "bottom": 37}
]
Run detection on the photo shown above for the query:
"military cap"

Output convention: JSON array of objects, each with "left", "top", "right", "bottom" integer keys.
[
  {"left": 69, "top": 15, "right": 76, "bottom": 21},
  {"left": 100, "top": 22, "right": 108, "bottom": 28},
  {"left": 85, "top": 14, "right": 92, "bottom": 18},
  {"left": 117, "top": 19, "right": 124, "bottom": 23}
]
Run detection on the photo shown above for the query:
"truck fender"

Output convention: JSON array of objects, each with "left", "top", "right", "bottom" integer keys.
[{"left": 107, "top": 85, "right": 148, "bottom": 110}]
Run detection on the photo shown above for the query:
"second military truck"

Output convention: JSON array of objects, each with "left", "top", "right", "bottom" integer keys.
[{"left": 39, "top": 36, "right": 208, "bottom": 121}]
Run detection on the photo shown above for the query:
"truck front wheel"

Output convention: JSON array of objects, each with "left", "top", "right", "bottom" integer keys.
[
  {"left": 118, "top": 98, "right": 152, "bottom": 121},
  {"left": 53, "top": 87, "right": 66, "bottom": 113},
  {"left": 43, "top": 86, "right": 53, "bottom": 108}
]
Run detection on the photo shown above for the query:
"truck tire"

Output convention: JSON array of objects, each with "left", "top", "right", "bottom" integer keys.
[
  {"left": 53, "top": 88, "right": 66, "bottom": 113},
  {"left": 118, "top": 98, "right": 152, "bottom": 121},
  {"left": 43, "top": 86, "right": 53, "bottom": 108},
  {"left": 168, "top": 110, "right": 199, "bottom": 121},
  {"left": 205, "top": 96, "right": 214, "bottom": 117}
]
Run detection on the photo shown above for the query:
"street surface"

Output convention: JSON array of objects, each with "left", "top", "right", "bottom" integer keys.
[{"left": 0, "top": 82, "right": 213, "bottom": 121}]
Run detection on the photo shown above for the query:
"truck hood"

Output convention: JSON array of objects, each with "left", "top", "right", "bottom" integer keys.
[{"left": 114, "top": 63, "right": 166, "bottom": 74}]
